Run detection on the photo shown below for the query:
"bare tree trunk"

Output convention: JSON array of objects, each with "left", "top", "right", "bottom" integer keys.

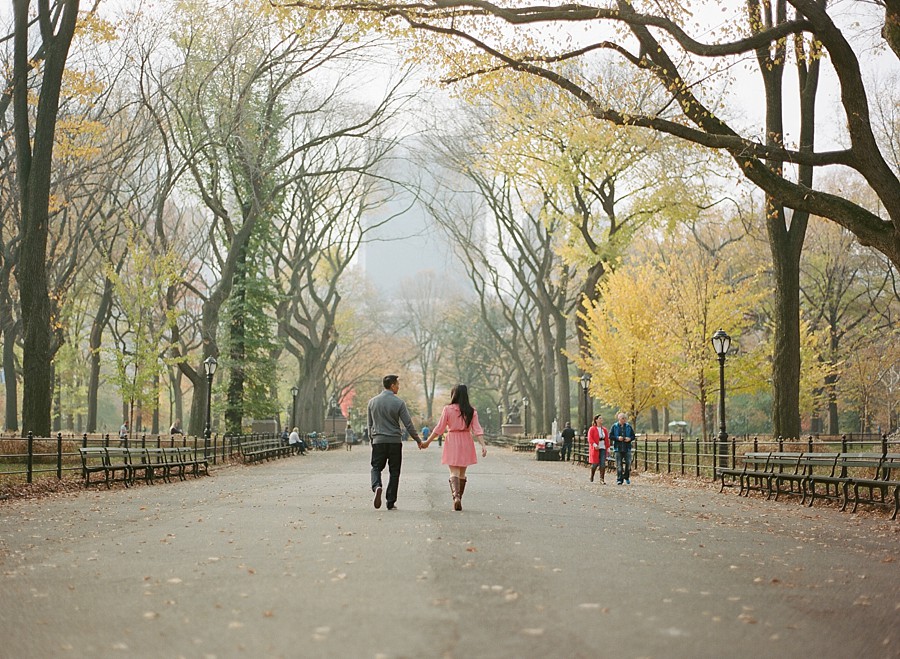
[
  {"left": 12, "top": 0, "right": 80, "bottom": 437},
  {"left": 226, "top": 248, "right": 247, "bottom": 435},
  {"left": 2, "top": 312, "right": 19, "bottom": 432},
  {"left": 87, "top": 274, "right": 116, "bottom": 432},
  {"left": 554, "top": 315, "right": 570, "bottom": 436},
  {"left": 151, "top": 372, "right": 160, "bottom": 434},
  {"left": 756, "top": 0, "right": 816, "bottom": 441},
  {"left": 169, "top": 366, "right": 184, "bottom": 433}
]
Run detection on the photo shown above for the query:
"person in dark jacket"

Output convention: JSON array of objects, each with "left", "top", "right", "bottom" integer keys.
[
  {"left": 560, "top": 421, "right": 576, "bottom": 461},
  {"left": 609, "top": 412, "right": 636, "bottom": 484}
]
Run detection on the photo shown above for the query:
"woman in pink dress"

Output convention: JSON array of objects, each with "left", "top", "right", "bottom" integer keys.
[
  {"left": 588, "top": 414, "right": 610, "bottom": 483},
  {"left": 424, "top": 384, "right": 487, "bottom": 511}
]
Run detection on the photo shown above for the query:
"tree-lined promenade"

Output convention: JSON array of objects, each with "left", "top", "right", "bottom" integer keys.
[
  {"left": 2, "top": 1, "right": 898, "bottom": 448},
  {"left": 0, "top": 448, "right": 897, "bottom": 658}
]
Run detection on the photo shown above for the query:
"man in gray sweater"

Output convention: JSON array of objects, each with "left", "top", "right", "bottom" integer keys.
[{"left": 368, "top": 374, "right": 422, "bottom": 510}]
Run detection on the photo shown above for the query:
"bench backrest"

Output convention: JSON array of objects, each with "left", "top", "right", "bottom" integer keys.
[
  {"left": 241, "top": 439, "right": 279, "bottom": 450},
  {"left": 79, "top": 447, "right": 106, "bottom": 467},
  {"left": 742, "top": 452, "right": 771, "bottom": 467},
  {"left": 104, "top": 447, "right": 131, "bottom": 466},
  {"left": 881, "top": 454, "right": 900, "bottom": 480},
  {"left": 162, "top": 447, "right": 185, "bottom": 463},
  {"left": 836, "top": 452, "right": 887, "bottom": 479},
  {"left": 143, "top": 447, "right": 167, "bottom": 463},
  {"left": 768, "top": 452, "right": 804, "bottom": 473},
  {"left": 798, "top": 452, "right": 840, "bottom": 476}
]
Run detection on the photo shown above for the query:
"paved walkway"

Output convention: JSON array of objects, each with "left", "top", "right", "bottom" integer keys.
[{"left": 0, "top": 445, "right": 897, "bottom": 658}]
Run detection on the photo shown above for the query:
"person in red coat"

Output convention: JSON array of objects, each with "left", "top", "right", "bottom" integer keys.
[{"left": 588, "top": 414, "right": 610, "bottom": 483}]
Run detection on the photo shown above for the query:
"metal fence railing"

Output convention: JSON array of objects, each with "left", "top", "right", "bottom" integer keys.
[
  {"left": 570, "top": 433, "right": 898, "bottom": 480},
  {"left": 0, "top": 432, "right": 236, "bottom": 484}
]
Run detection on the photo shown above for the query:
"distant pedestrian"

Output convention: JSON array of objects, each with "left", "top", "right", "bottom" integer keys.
[
  {"left": 346, "top": 425, "right": 354, "bottom": 451},
  {"left": 423, "top": 384, "right": 487, "bottom": 511},
  {"left": 609, "top": 412, "right": 636, "bottom": 484},
  {"left": 588, "top": 415, "right": 610, "bottom": 483},
  {"left": 169, "top": 419, "right": 183, "bottom": 437},
  {"left": 560, "top": 421, "right": 576, "bottom": 461},
  {"left": 119, "top": 421, "right": 129, "bottom": 446},
  {"left": 367, "top": 375, "right": 422, "bottom": 510},
  {"left": 421, "top": 425, "right": 430, "bottom": 443}
]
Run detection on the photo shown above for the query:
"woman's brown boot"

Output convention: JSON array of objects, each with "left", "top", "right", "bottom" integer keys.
[
  {"left": 449, "top": 477, "right": 461, "bottom": 510},
  {"left": 458, "top": 478, "right": 467, "bottom": 510}
]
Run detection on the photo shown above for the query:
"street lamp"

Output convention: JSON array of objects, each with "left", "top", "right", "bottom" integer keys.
[
  {"left": 522, "top": 397, "right": 529, "bottom": 436},
  {"left": 329, "top": 396, "right": 336, "bottom": 437},
  {"left": 203, "top": 356, "right": 217, "bottom": 445},
  {"left": 290, "top": 386, "right": 299, "bottom": 430},
  {"left": 580, "top": 373, "right": 592, "bottom": 437},
  {"left": 711, "top": 329, "right": 731, "bottom": 469}
]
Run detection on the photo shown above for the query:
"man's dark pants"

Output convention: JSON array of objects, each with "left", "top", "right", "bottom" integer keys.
[
  {"left": 561, "top": 441, "right": 573, "bottom": 461},
  {"left": 371, "top": 442, "right": 402, "bottom": 504},
  {"left": 615, "top": 448, "right": 632, "bottom": 483}
]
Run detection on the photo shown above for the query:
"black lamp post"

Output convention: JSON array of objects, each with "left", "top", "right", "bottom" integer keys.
[
  {"left": 522, "top": 397, "right": 529, "bottom": 436},
  {"left": 290, "top": 386, "right": 299, "bottom": 430},
  {"left": 203, "top": 356, "right": 217, "bottom": 445},
  {"left": 329, "top": 396, "right": 336, "bottom": 437},
  {"left": 580, "top": 373, "right": 592, "bottom": 438},
  {"left": 711, "top": 329, "right": 731, "bottom": 469}
]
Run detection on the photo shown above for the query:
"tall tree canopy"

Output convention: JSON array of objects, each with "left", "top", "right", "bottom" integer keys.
[{"left": 293, "top": 0, "right": 900, "bottom": 267}]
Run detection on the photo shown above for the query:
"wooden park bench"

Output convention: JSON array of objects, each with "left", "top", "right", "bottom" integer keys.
[
  {"left": 180, "top": 446, "right": 209, "bottom": 478},
  {"left": 79, "top": 446, "right": 207, "bottom": 487},
  {"left": 163, "top": 446, "right": 209, "bottom": 480},
  {"left": 717, "top": 452, "right": 771, "bottom": 496},
  {"left": 765, "top": 452, "right": 808, "bottom": 501},
  {"left": 803, "top": 452, "right": 851, "bottom": 510},
  {"left": 79, "top": 447, "right": 132, "bottom": 488},
  {"left": 806, "top": 452, "right": 900, "bottom": 518},
  {"left": 846, "top": 453, "right": 900, "bottom": 520},
  {"left": 239, "top": 438, "right": 291, "bottom": 463}
]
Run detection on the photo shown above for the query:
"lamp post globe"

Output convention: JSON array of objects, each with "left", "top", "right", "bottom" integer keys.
[
  {"left": 203, "top": 356, "right": 217, "bottom": 443},
  {"left": 711, "top": 330, "right": 731, "bottom": 468}
]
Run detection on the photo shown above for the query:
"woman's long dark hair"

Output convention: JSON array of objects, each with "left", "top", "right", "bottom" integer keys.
[{"left": 450, "top": 384, "right": 475, "bottom": 428}]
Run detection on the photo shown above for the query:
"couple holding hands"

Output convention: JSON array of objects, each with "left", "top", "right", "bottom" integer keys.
[{"left": 368, "top": 375, "right": 487, "bottom": 512}]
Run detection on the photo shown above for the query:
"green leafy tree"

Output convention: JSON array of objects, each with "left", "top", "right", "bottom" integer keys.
[{"left": 106, "top": 238, "right": 180, "bottom": 432}]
